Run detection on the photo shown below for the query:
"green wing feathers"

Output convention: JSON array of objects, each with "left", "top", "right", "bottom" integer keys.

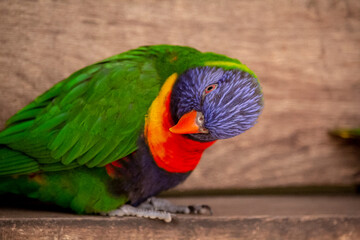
[
  {"left": 0, "top": 48, "right": 161, "bottom": 175},
  {"left": 0, "top": 146, "right": 39, "bottom": 176}
]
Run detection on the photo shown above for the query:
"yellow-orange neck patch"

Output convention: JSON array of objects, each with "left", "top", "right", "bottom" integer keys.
[{"left": 144, "top": 73, "right": 215, "bottom": 173}]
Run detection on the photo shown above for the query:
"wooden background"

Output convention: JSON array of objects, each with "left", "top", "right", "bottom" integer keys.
[{"left": 0, "top": 0, "right": 359, "bottom": 191}]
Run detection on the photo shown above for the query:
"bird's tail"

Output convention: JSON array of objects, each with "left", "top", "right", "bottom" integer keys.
[
  {"left": 0, "top": 145, "right": 40, "bottom": 195},
  {"left": 0, "top": 145, "right": 39, "bottom": 176}
]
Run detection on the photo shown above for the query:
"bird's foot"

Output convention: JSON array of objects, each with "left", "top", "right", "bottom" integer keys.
[
  {"left": 102, "top": 197, "right": 212, "bottom": 223},
  {"left": 102, "top": 204, "right": 172, "bottom": 223},
  {"left": 138, "top": 197, "right": 213, "bottom": 215}
]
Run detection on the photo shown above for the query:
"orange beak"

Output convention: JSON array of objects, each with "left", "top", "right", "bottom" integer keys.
[{"left": 169, "top": 110, "right": 203, "bottom": 134}]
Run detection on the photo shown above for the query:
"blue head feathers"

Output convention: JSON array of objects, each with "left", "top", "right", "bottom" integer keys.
[{"left": 170, "top": 66, "right": 263, "bottom": 142}]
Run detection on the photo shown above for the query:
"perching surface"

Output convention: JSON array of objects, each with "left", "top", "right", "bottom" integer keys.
[{"left": 1, "top": 196, "right": 360, "bottom": 239}]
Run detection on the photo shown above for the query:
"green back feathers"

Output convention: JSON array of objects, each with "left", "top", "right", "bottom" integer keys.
[{"left": 0, "top": 48, "right": 160, "bottom": 175}]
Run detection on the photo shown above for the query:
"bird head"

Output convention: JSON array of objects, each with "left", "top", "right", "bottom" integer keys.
[{"left": 169, "top": 66, "right": 263, "bottom": 142}]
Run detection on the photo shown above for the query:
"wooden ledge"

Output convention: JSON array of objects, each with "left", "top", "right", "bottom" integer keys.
[{"left": 1, "top": 196, "right": 360, "bottom": 239}]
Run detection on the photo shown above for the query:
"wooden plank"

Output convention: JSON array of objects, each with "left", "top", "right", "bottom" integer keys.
[
  {"left": 1, "top": 196, "right": 360, "bottom": 240},
  {"left": 0, "top": 0, "right": 359, "bottom": 190},
  {"left": 2, "top": 216, "right": 359, "bottom": 240}
]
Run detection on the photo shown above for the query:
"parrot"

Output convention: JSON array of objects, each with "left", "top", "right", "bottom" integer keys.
[{"left": 0, "top": 45, "right": 263, "bottom": 222}]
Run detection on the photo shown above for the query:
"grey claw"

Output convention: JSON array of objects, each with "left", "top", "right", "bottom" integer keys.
[{"left": 188, "top": 204, "right": 213, "bottom": 215}]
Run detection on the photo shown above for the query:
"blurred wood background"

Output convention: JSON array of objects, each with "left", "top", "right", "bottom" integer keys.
[{"left": 0, "top": 0, "right": 359, "bottom": 191}]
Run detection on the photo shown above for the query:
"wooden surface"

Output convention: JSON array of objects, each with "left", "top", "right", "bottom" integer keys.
[
  {"left": 1, "top": 196, "right": 360, "bottom": 240},
  {"left": 0, "top": 0, "right": 359, "bottom": 190}
]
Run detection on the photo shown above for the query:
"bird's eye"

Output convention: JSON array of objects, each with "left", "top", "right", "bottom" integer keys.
[
  {"left": 204, "top": 84, "right": 218, "bottom": 95},
  {"left": 197, "top": 114, "right": 204, "bottom": 124}
]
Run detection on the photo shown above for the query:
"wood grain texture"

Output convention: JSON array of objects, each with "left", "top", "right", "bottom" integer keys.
[
  {"left": 0, "top": 0, "right": 359, "bottom": 190},
  {"left": 1, "top": 196, "right": 360, "bottom": 240},
  {"left": 2, "top": 217, "right": 359, "bottom": 240}
]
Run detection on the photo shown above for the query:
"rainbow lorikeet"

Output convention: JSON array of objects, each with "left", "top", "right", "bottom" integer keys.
[{"left": 0, "top": 45, "right": 263, "bottom": 222}]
